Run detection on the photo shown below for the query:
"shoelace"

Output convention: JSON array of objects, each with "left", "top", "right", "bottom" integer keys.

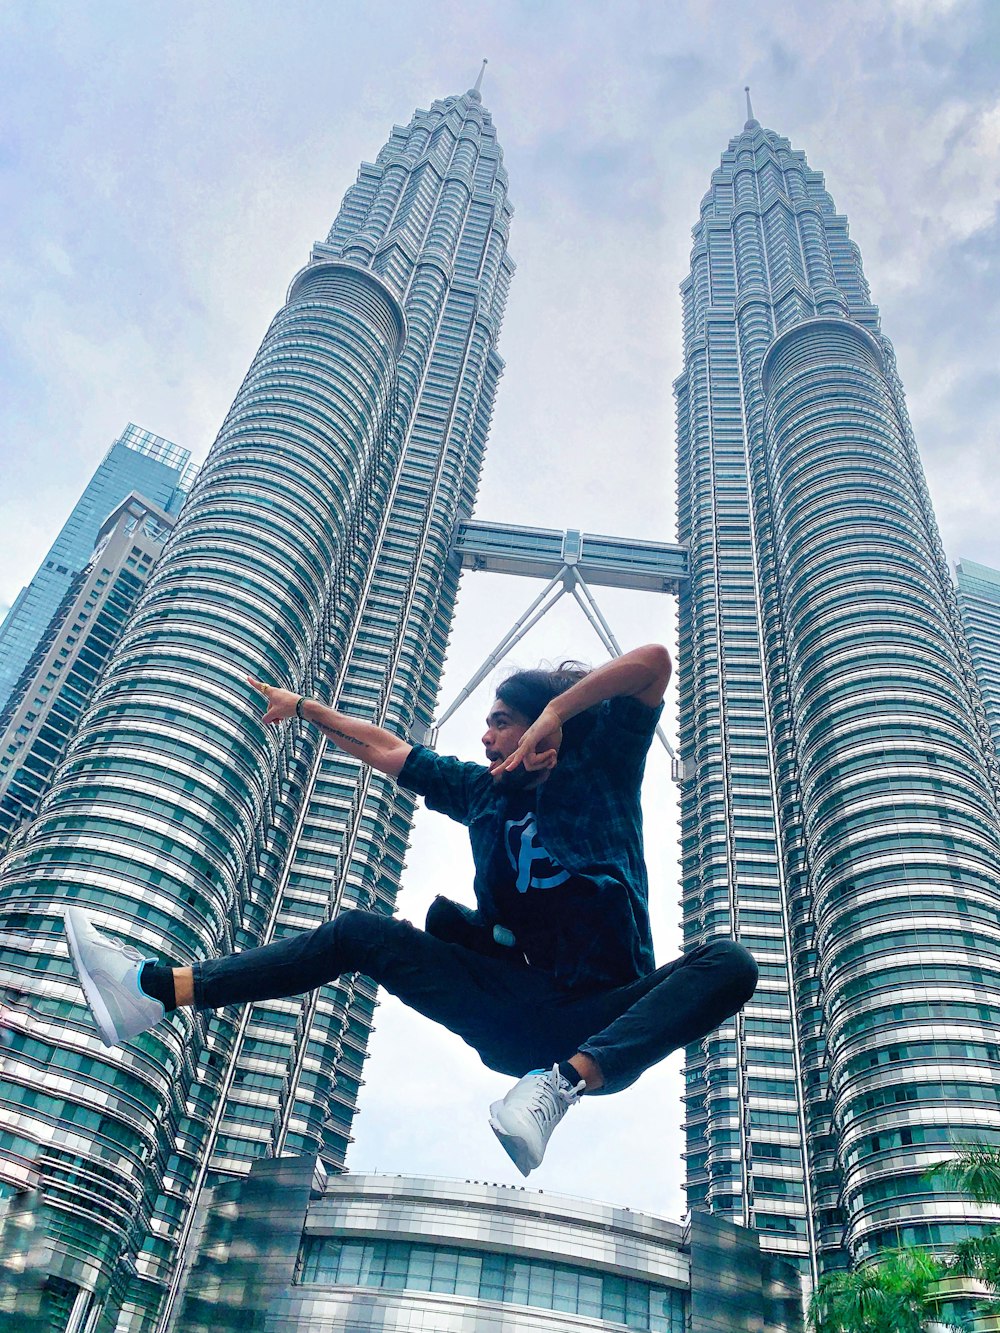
[
  {"left": 90, "top": 923, "right": 145, "bottom": 964},
  {"left": 528, "top": 1067, "right": 582, "bottom": 1128}
]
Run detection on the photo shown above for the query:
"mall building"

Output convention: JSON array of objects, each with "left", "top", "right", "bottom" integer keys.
[{"left": 169, "top": 1161, "right": 804, "bottom": 1332}]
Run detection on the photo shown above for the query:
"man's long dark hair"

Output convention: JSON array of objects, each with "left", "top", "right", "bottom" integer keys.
[{"left": 495, "top": 661, "right": 590, "bottom": 724}]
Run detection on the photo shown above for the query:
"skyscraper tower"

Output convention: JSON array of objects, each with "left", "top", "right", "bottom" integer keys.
[
  {"left": 0, "top": 424, "right": 192, "bottom": 713},
  {"left": 0, "top": 72, "right": 513, "bottom": 1329},
  {"left": 675, "top": 95, "right": 1000, "bottom": 1278},
  {"left": 956, "top": 558, "right": 1000, "bottom": 752},
  {"left": 0, "top": 493, "right": 177, "bottom": 849}
]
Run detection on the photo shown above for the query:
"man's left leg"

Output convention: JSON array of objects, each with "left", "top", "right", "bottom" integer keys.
[
  {"left": 574, "top": 937, "right": 759, "bottom": 1094},
  {"left": 489, "top": 938, "right": 758, "bottom": 1175},
  {"left": 64, "top": 904, "right": 568, "bottom": 1078},
  {"left": 570, "top": 938, "right": 757, "bottom": 1093}
]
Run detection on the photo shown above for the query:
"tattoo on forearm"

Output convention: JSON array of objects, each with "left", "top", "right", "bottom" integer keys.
[{"left": 319, "top": 724, "right": 371, "bottom": 750}]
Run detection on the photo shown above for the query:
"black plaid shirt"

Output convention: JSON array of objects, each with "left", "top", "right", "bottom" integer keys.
[{"left": 398, "top": 695, "right": 662, "bottom": 992}]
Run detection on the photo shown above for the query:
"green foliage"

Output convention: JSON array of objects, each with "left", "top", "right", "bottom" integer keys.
[
  {"left": 929, "top": 1145, "right": 1000, "bottom": 1211},
  {"left": 928, "top": 1142, "right": 1000, "bottom": 1324},
  {"left": 949, "top": 1232, "right": 1000, "bottom": 1293},
  {"left": 806, "top": 1143, "right": 1000, "bottom": 1331},
  {"left": 808, "top": 1246, "right": 953, "bottom": 1333}
]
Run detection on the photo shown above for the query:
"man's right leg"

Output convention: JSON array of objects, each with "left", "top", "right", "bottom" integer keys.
[
  {"left": 191, "top": 908, "right": 568, "bottom": 1077},
  {"left": 163, "top": 897, "right": 514, "bottom": 1006},
  {"left": 66, "top": 905, "right": 548, "bottom": 1073},
  {"left": 189, "top": 910, "right": 376, "bottom": 1009}
]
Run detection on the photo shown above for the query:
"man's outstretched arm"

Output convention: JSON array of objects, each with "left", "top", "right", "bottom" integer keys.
[
  {"left": 492, "top": 644, "right": 671, "bottom": 778},
  {"left": 248, "top": 677, "right": 412, "bottom": 778}
]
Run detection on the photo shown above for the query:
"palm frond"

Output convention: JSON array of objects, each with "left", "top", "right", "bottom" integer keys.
[
  {"left": 949, "top": 1232, "right": 1000, "bottom": 1290},
  {"left": 807, "top": 1247, "right": 947, "bottom": 1332},
  {"left": 928, "top": 1143, "right": 1000, "bottom": 1207}
]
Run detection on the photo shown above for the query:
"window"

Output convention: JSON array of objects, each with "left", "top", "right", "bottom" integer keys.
[{"left": 298, "top": 1237, "right": 685, "bottom": 1330}]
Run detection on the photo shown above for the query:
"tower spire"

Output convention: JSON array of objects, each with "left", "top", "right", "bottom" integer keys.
[
  {"left": 744, "top": 85, "right": 757, "bottom": 127},
  {"left": 474, "top": 58, "right": 487, "bottom": 94}
]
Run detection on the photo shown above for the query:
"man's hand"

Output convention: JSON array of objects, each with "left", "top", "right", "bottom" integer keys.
[
  {"left": 247, "top": 675, "right": 413, "bottom": 777},
  {"left": 248, "top": 676, "right": 299, "bottom": 725},
  {"left": 492, "top": 704, "right": 563, "bottom": 778}
]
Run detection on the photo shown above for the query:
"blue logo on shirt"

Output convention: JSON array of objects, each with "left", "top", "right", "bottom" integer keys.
[{"left": 504, "top": 811, "right": 571, "bottom": 893}]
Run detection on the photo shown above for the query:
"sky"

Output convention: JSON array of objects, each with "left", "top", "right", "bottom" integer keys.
[{"left": 2, "top": 0, "right": 999, "bottom": 1221}]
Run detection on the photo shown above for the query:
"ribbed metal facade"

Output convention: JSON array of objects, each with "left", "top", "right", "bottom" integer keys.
[
  {"left": 0, "top": 81, "right": 513, "bottom": 1332},
  {"left": 280, "top": 1174, "right": 689, "bottom": 1332},
  {"left": 675, "top": 114, "right": 1000, "bottom": 1278}
]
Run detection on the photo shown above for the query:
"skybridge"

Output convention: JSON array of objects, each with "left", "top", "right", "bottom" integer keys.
[
  {"left": 453, "top": 520, "right": 688, "bottom": 594},
  {"left": 434, "top": 520, "right": 690, "bottom": 777}
]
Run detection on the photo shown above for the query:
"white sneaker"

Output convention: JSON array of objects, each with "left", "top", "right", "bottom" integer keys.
[
  {"left": 489, "top": 1065, "right": 585, "bottom": 1176},
  {"left": 63, "top": 908, "right": 164, "bottom": 1048}
]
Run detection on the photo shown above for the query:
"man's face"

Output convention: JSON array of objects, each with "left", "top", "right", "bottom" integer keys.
[{"left": 482, "top": 698, "right": 531, "bottom": 785}]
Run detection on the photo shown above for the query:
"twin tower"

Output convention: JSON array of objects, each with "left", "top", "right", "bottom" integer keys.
[{"left": 1, "top": 78, "right": 999, "bottom": 1327}]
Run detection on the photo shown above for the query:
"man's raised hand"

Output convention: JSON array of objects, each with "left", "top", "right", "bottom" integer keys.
[
  {"left": 492, "top": 705, "right": 563, "bottom": 778},
  {"left": 247, "top": 676, "right": 299, "bottom": 726}
]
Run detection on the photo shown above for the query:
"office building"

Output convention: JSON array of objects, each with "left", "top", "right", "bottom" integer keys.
[
  {"left": 675, "top": 98, "right": 1000, "bottom": 1277},
  {"left": 956, "top": 558, "right": 1000, "bottom": 753},
  {"left": 0, "top": 493, "right": 176, "bottom": 848},
  {"left": 0, "top": 73, "right": 513, "bottom": 1329},
  {"left": 0, "top": 424, "right": 191, "bottom": 712}
]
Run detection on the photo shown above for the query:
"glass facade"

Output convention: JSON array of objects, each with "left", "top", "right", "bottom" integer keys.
[
  {"left": 173, "top": 1168, "right": 801, "bottom": 1333},
  {"left": 0, "top": 495, "right": 176, "bottom": 849},
  {"left": 299, "top": 1237, "right": 684, "bottom": 1329},
  {"left": 0, "top": 81, "right": 513, "bottom": 1330},
  {"left": 0, "top": 424, "right": 191, "bottom": 713},
  {"left": 956, "top": 558, "right": 1000, "bottom": 753},
  {"left": 675, "top": 112, "right": 1000, "bottom": 1278}
]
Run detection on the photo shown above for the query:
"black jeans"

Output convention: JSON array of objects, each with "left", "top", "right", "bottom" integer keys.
[{"left": 193, "top": 909, "right": 758, "bottom": 1095}]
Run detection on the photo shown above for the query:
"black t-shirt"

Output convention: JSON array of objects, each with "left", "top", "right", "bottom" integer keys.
[{"left": 488, "top": 789, "right": 597, "bottom": 973}]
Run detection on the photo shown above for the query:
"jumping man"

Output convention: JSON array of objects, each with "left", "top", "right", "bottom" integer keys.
[{"left": 64, "top": 643, "right": 757, "bottom": 1175}]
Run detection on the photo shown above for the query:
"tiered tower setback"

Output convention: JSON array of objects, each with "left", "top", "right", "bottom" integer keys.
[
  {"left": 0, "top": 494, "right": 177, "bottom": 848},
  {"left": 675, "top": 108, "right": 1000, "bottom": 1277},
  {"left": 0, "top": 80, "right": 513, "bottom": 1330}
]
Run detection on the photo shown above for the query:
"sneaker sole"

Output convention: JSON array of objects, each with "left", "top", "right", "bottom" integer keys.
[
  {"left": 63, "top": 910, "right": 120, "bottom": 1048},
  {"left": 489, "top": 1103, "right": 537, "bottom": 1177}
]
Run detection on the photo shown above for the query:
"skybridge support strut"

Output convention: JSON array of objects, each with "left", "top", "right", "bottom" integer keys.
[{"left": 431, "top": 520, "right": 690, "bottom": 778}]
